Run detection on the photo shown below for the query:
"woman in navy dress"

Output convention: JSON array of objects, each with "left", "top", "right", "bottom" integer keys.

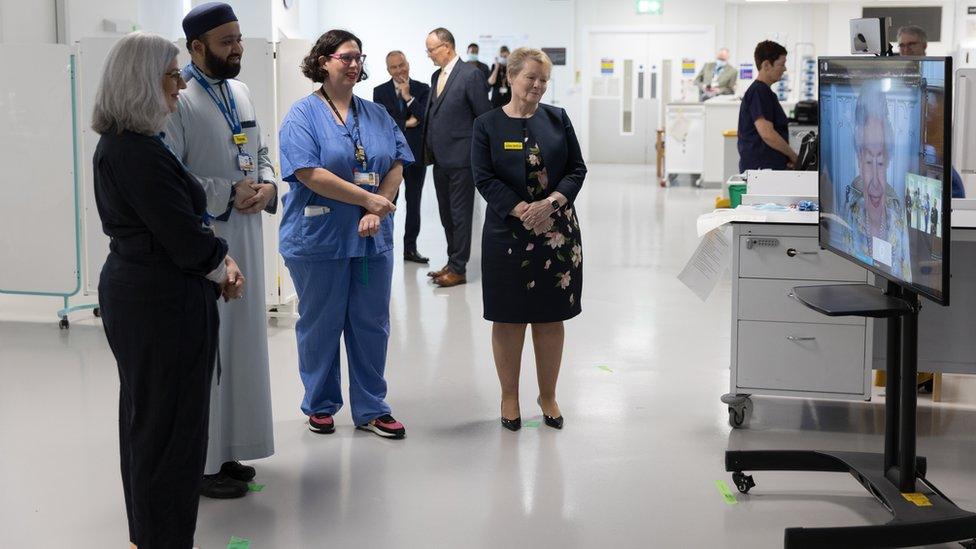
[{"left": 471, "top": 48, "right": 586, "bottom": 431}]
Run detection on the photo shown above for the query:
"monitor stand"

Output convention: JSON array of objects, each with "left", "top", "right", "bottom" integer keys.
[{"left": 725, "top": 282, "right": 976, "bottom": 547}]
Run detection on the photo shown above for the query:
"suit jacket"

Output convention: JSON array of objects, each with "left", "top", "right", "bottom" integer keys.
[
  {"left": 693, "top": 62, "right": 738, "bottom": 95},
  {"left": 422, "top": 59, "right": 492, "bottom": 169},
  {"left": 471, "top": 104, "right": 587, "bottom": 224},
  {"left": 373, "top": 78, "right": 430, "bottom": 164}
]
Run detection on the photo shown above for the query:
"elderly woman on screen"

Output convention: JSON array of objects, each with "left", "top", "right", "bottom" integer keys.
[
  {"left": 91, "top": 31, "right": 243, "bottom": 548},
  {"left": 843, "top": 82, "right": 911, "bottom": 281}
]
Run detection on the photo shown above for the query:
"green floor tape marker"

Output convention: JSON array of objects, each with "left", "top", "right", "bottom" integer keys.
[
  {"left": 248, "top": 482, "right": 265, "bottom": 492},
  {"left": 597, "top": 365, "right": 613, "bottom": 373},
  {"left": 523, "top": 420, "right": 541, "bottom": 428},
  {"left": 715, "top": 480, "right": 738, "bottom": 505},
  {"left": 227, "top": 536, "right": 250, "bottom": 549}
]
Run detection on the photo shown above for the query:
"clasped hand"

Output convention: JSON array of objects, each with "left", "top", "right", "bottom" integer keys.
[
  {"left": 233, "top": 178, "right": 275, "bottom": 214},
  {"left": 513, "top": 199, "right": 555, "bottom": 232}
]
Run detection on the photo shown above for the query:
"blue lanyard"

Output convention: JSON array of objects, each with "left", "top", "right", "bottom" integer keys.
[{"left": 184, "top": 63, "right": 242, "bottom": 137}]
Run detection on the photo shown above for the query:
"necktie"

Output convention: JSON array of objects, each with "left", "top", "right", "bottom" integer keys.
[{"left": 436, "top": 68, "right": 448, "bottom": 97}]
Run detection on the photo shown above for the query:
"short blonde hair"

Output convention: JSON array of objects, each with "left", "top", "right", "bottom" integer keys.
[
  {"left": 92, "top": 32, "right": 178, "bottom": 135},
  {"left": 507, "top": 48, "right": 553, "bottom": 78}
]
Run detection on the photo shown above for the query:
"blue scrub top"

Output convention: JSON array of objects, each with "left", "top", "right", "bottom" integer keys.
[
  {"left": 738, "top": 80, "right": 790, "bottom": 172},
  {"left": 279, "top": 94, "right": 414, "bottom": 261}
]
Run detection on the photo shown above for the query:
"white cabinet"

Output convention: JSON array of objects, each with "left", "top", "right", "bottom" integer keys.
[{"left": 726, "top": 223, "right": 873, "bottom": 426}]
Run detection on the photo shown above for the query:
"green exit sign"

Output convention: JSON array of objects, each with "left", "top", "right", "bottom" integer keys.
[{"left": 636, "top": 0, "right": 663, "bottom": 15}]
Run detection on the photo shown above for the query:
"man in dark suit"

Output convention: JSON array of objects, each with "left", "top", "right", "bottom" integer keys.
[
  {"left": 422, "top": 27, "right": 492, "bottom": 287},
  {"left": 373, "top": 51, "right": 430, "bottom": 263}
]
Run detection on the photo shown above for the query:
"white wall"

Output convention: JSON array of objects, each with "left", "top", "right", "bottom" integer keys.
[
  {"left": 0, "top": 0, "right": 57, "bottom": 43},
  {"left": 316, "top": 0, "right": 575, "bottom": 108},
  {"left": 273, "top": 0, "right": 319, "bottom": 41}
]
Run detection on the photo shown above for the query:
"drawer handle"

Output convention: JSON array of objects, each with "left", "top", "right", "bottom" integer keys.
[
  {"left": 786, "top": 248, "right": 818, "bottom": 257},
  {"left": 787, "top": 336, "right": 816, "bottom": 342}
]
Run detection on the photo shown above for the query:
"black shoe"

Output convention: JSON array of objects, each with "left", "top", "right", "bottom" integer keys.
[
  {"left": 537, "top": 397, "right": 564, "bottom": 430},
  {"left": 220, "top": 461, "right": 256, "bottom": 482},
  {"left": 501, "top": 416, "right": 522, "bottom": 431},
  {"left": 404, "top": 250, "right": 429, "bottom": 264},
  {"left": 200, "top": 473, "right": 248, "bottom": 499}
]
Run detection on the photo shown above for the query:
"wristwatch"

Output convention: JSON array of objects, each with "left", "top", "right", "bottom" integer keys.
[{"left": 548, "top": 197, "right": 560, "bottom": 211}]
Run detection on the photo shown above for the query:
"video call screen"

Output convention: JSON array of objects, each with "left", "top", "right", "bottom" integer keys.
[{"left": 818, "top": 57, "right": 951, "bottom": 304}]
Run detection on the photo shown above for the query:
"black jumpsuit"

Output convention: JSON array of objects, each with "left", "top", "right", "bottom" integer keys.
[{"left": 93, "top": 130, "right": 228, "bottom": 548}]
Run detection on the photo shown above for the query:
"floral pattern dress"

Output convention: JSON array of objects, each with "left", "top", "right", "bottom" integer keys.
[{"left": 482, "top": 122, "right": 583, "bottom": 323}]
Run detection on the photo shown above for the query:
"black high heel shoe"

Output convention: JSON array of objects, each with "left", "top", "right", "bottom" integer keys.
[
  {"left": 537, "top": 397, "right": 564, "bottom": 430},
  {"left": 501, "top": 416, "right": 522, "bottom": 431}
]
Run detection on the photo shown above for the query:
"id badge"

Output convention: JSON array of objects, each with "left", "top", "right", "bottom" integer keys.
[
  {"left": 233, "top": 133, "right": 248, "bottom": 145},
  {"left": 353, "top": 171, "right": 379, "bottom": 188},
  {"left": 238, "top": 152, "right": 254, "bottom": 173}
]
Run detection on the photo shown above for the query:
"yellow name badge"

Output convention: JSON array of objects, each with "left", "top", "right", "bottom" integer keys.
[
  {"left": 504, "top": 141, "right": 523, "bottom": 151},
  {"left": 901, "top": 493, "right": 933, "bottom": 507},
  {"left": 233, "top": 133, "right": 248, "bottom": 145}
]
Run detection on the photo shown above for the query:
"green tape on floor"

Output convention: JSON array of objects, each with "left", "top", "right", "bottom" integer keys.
[
  {"left": 715, "top": 480, "right": 738, "bottom": 505},
  {"left": 227, "top": 536, "right": 250, "bottom": 549},
  {"left": 597, "top": 365, "right": 613, "bottom": 373},
  {"left": 248, "top": 482, "right": 265, "bottom": 492},
  {"left": 523, "top": 420, "right": 541, "bottom": 428}
]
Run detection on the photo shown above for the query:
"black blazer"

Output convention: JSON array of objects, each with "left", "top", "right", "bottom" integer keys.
[
  {"left": 471, "top": 104, "right": 586, "bottom": 222},
  {"left": 372, "top": 78, "right": 429, "bottom": 162},
  {"left": 422, "top": 59, "right": 492, "bottom": 169},
  {"left": 93, "top": 131, "right": 227, "bottom": 279}
]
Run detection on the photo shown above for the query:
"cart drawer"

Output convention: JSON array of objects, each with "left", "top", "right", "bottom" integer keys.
[
  {"left": 736, "top": 321, "right": 866, "bottom": 395},
  {"left": 737, "top": 279, "right": 866, "bottom": 326},
  {"left": 738, "top": 236, "right": 866, "bottom": 281}
]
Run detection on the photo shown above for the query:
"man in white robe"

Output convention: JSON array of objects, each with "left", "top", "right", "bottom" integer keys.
[{"left": 165, "top": 2, "right": 275, "bottom": 499}]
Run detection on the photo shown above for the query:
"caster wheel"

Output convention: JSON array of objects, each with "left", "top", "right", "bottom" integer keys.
[
  {"left": 728, "top": 407, "right": 746, "bottom": 427},
  {"left": 59, "top": 318, "right": 70, "bottom": 330},
  {"left": 732, "top": 472, "right": 755, "bottom": 494},
  {"left": 93, "top": 307, "right": 101, "bottom": 318}
]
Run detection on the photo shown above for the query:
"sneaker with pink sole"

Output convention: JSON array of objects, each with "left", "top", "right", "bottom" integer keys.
[
  {"left": 308, "top": 413, "right": 335, "bottom": 434},
  {"left": 357, "top": 414, "right": 406, "bottom": 439}
]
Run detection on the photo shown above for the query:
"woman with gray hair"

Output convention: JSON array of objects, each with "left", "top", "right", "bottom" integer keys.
[
  {"left": 472, "top": 48, "right": 586, "bottom": 431},
  {"left": 844, "top": 81, "right": 911, "bottom": 280},
  {"left": 92, "top": 31, "right": 243, "bottom": 548}
]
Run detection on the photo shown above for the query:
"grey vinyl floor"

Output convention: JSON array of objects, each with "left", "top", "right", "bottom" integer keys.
[{"left": 2, "top": 164, "right": 976, "bottom": 548}]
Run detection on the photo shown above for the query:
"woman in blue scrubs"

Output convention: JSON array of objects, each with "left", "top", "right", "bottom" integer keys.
[{"left": 279, "top": 29, "right": 412, "bottom": 439}]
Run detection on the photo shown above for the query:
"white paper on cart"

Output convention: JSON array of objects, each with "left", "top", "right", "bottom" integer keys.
[
  {"left": 678, "top": 227, "right": 732, "bottom": 302},
  {"left": 696, "top": 209, "right": 766, "bottom": 237}
]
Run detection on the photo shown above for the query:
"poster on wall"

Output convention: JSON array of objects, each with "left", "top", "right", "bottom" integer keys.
[
  {"left": 739, "top": 63, "right": 754, "bottom": 80},
  {"left": 681, "top": 58, "right": 696, "bottom": 76},
  {"left": 542, "top": 47, "right": 567, "bottom": 66},
  {"left": 600, "top": 58, "right": 614, "bottom": 75},
  {"left": 968, "top": 7, "right": 976, "bottom": 41}
]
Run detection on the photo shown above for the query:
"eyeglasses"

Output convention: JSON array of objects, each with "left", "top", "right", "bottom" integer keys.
[
  {"left": 164, "top": 69, "right": 184, "bottom": 83},
  {"left": 329, "top": 53, "right": 366, "bottom": 65},
  {"left": 425, "top": 43, "right": 447, "bottom": 54}
]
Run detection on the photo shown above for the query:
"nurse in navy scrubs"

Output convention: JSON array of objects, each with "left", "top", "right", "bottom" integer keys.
[{"left": 279, "top": 30, "right": 412, "bottom": 439}]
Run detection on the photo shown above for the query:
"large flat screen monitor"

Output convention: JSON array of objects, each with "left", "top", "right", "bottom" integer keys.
[{"left": 818, "top": 56, "right": 951, "bottom": 305}]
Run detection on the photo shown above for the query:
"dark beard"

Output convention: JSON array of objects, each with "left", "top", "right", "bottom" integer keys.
[{"left": 204, "top": 45, "right": 241, "bottom": 79}]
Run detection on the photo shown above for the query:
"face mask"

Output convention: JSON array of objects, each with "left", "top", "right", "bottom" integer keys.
[
  {"left": 498, "top": 57, "right": 508, "bottom": 66},
  {"left": 715, "top": 60, "right": 725, "bottom": 69},
  {"left": 467, "top": 53, "right": 478, "bottom": 62}
]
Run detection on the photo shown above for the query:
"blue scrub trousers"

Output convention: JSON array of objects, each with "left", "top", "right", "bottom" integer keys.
[{"left": 287, "top": 250, "right": 394, "bottom": 426}]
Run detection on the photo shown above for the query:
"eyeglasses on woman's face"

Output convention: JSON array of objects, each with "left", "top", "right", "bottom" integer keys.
[
  {"left": 329, "top": 53, "right": 366, "bottom": 65},
  {"left": 164, "top": 69, "right": 184, "bottom": 83}
]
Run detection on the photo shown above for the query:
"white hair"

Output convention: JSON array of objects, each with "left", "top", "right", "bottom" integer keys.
[
  {"left": 854, "top": 81, "right": 894, "bottom": 162},
  {"left": 92, "top": 32, "right": 179, "bottom": 135}
]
